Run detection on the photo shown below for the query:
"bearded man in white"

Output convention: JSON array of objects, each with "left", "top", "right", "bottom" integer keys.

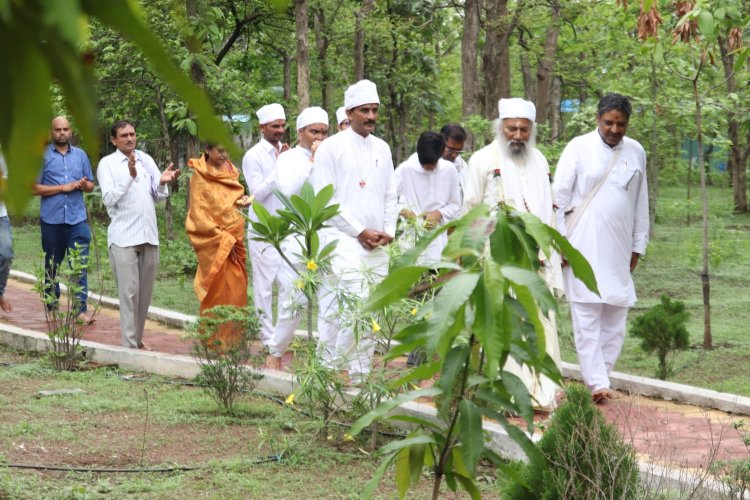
[
  {"left": 553, "top": 93, "right": 648, "bottom": 402},
  {"left": 265, "top": 106, "right": 330, "bottom": 371},
  {"left": 395, "top": 131, "right": 460, "bottom": 266},
  {"left": 312, "top": 80, "right": 398, "bottom": 384},
  {"left": 242, "top": 103, "right": 288, "bottom": 346},
  {"left": 463, "top": 98, "right": 563, "bottom": 411}
]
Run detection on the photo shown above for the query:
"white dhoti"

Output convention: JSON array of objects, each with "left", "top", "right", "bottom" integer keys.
[
  {"left": 570, "top": 301, "right": 628, "bottom": 391},
  {"left": 249, "top": 238, "right": 282, "bottom": 345}
]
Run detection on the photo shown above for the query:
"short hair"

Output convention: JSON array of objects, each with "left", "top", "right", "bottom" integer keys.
[
  {"left": 440, "top": 124, "right": 466, "bottom": 143},
  {"left": 597, "top": 93, "right": 632, "bottom": 118},
  {"left": 416, "top": 131, "right": 446, "bottom": 165},
  {"left": 110, "top": 119, "right": 135, "bottom": 138}
]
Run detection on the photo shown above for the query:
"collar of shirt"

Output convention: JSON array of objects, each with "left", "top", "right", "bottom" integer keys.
[
  {"left": 259, "top": 137, "right": 281, "bottom": 156},
  {"left": 345, "top": 126, "right": 372, "bottom": 147}
]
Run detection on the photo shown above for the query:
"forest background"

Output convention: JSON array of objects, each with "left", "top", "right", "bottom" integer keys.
[{"left": 3, "top": 0, "right": 750, "bottom": 395}]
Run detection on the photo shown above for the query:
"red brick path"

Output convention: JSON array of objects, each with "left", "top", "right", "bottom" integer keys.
[{"left": 1, "top": 279, "right": 747, "bottom": 471}]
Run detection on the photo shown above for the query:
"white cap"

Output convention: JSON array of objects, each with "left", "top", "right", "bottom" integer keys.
[
  {"left": 335, "top": 106, "right": 347, "bottom": 126},
  {"left": 498, "top": 98, "right": 536, "bottom": 123},
  {"left": 344, "top": 79, "right": 379, "bottom": 110},
  {"left": 296, "top": 107, "right": 329, "bottom": 131},
  {"left": 256, "top": 103, "right": 285, "bottom": 125}
]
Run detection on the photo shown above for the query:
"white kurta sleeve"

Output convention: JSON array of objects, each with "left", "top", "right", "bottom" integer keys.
[
  {"left": 242, "top": 148, "right": 277, "bottom": 202},
  {"left": 631, "top": 148, "right": 649, "bottom": 255},
  {"left": 439, "top": 167, "right": 461, "bottom": 222},
  {"left": 383, "top": 161, "right": 398, "bottom": 237},
  {"left": 552, "top": 142, "right": 579, "bottom": 237}
]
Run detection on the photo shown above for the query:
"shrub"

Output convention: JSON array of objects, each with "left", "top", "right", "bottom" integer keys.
[
  {"left": 500, "top": 383, "right": 640, "bottom": 500},
  {"left": 189, "top": 305, "right": 263, "bottom": 415},
  {"left": 630, "top": 295, "right": 689, "bottom": 380}
]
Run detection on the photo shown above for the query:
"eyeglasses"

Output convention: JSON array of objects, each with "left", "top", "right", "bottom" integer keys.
[{"left": 445, "top": 146, "right": 465, "bottom": 154}]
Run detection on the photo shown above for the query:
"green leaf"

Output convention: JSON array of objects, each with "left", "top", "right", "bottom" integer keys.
[
  {"left": 697, "top": 10, "right": 714, "bottom": 38},
  {"left": 360, "top": 453, "right": 395, "bottom": 499},
  {"left": 437, "top": 345, "right": 469, "bottom": 412},
  {"left": 714, "top": 7, "right": 725, "bottom": 20},
  {"left": 547, "top": 227, "right": 598, "bottom": 294},
  {"left": 518, "top": 211, "right": 552, "bottom": 259},
  {"left": 425, "top": 272, "right": 480, "bottom": 353},
  {"left": 363, "top": 266, "right": 430, "bottom": 312},
  {"left": 349, "top": 388, "right": 442, "bottom": 436},
  {"left": 455, "top": 473, "right": 481, "bottom": 500},
  {"left": 386, "top": 414, "right": 443, "bottom": 432},
  {"left": 642, "top": 0, "right": 654, "bottom": 12},
  {"left": 395, "top": 447, "right": 410, "bottom": 499},
  {"left": 408, "top": 441, "right": 426, "bottom": 485},
  {"left": 458, "top": 400, "right": 485, "bottom": 475},
  {"left": 471, "top": 260, "right": 505, "bottom": 375},
  {"left": 378, "top": 435, "right": 436, "bottom": 457}
]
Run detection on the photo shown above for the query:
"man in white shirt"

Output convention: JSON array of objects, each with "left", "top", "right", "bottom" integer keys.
[
  {"left": 395, "top": 131, "right": 460, "bottom": 266},
  {"left": 463, "top": 98, "right": 563, "bottom": 411},
  {"left": 265, "top": 107, "right": 330, "bottom": 370},
  {"left": 242, "top": 103, "right": 288, "bottom": 346},
  {"left": 335, "top": 106, "right": 350, "bottom": 132},
  {"left": 97, "top": 120, "right": 179, "bottom": 349},
  {"left": 553, "top": 93, "right": 649, "bottom": 402},
  {"left": 440, "top": 124, "right": 468, "bottom": 203},
  {"left": 312, "top": 80, "right": 398, "bottom": 383}
]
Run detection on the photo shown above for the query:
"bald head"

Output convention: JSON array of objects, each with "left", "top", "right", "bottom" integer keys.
[{"left": 51, "top": 116, "right": 72, "bottom": 148}]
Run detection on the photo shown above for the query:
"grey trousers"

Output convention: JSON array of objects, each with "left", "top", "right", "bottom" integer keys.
[{"left": 109, "top": 243, "right": 159, "bottom": 349}]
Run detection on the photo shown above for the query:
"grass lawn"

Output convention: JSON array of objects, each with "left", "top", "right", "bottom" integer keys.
[
  {"left": 0, "top": 346, "right": 498, "bottom": 499},
  {"left": 7, "top": 183, "right": 750, "bottom": 396}
]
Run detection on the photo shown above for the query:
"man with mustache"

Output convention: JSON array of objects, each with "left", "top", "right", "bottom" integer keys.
[
  {"left": 34, "top": 116, "right": 95, "bottom": 323},
  {"left": 97, "top": 120, "right": 180, "bottom": 349},
  {"left": 242, "top": 103, "right": 289, "bottom": 347},
  {"left": 463, "top": 98, "right": 563, "bottom": 411},
  {"left": 312, "top": 80, "right": 398, "bottom": 384},
  {"left": 553, "top": 93, "right": 649, "bottom": 403}
]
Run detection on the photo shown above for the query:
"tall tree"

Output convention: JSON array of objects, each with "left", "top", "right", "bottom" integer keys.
[
  {"left": 354, "top": 0, "right": 375, "bottom": 81},
  {"left": 461, "top": 0, "right": 480, "bottom": 149},
  {"left": 295, "top": 0, "right": 310, "bottom": 109}
]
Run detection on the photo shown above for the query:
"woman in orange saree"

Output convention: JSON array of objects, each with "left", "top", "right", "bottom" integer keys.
[{"left": 186, "top": 144, "right": 252, "bottom": 319}]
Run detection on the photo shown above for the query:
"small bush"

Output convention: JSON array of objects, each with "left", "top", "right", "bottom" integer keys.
[
  {"left": 189, "top": 305, "right": 263, "bottom": 415},
  {"left": 500, "top": 383, "right": 640, "bottom": 499},
  {"left": 630, "top": 295, "right": 689, "bottom": 380}
]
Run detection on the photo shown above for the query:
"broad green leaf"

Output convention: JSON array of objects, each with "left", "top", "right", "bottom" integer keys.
[
  {"left": 643, "top": 0, "right": 654, "bottom": 12},
  {"left": 502, "top": 370, "right": 535, "bottom": 426},
  {"left": 458, "top": 400, "right": 484, "bottom": 475},
  {"left": 714, "top": 7, "right": 725, "bottom": 20},
  {"left": 479, "top": 405, "right": 544, "bottom": 468},
  {"left": 697, "top": 10, "right": 714, "bottom": 38},
  {"left": 425, "top": 272, "right": 480, "bottom": 353},
  {"left": 385, "top": 414, "right": 443, "bottom": 432},
  {"left": 548, "top": 227, "right": 598, "bottom": 294},
  {"left": 395, "top": 447, "right": 410, "bottom": 499},
  {"left": 501, "top": 265, "right": 556, "bottom": 314},
  {"left": 518, "top": 211, "right": 552, "bottom": 259},
  {"left": 363, "top": 266, "right": 430, "bottom": 312},
  {"left": 471, "top": 260, "right": 505, "bottom": 374},
  {"left": 360, "top": 453, "right": 395, "bottom": 500},
  {"left": 408, "top": 441, "right": 426, "bottom": 485},
  {"left": 378, "top": 435, "right": 436, "bottom": 456},
  {"left": 389, "top": 359, "right": 440, "bottom": 388},
  {"left": 455, "top": 473, "right": 481, "bottom": 500},
  {"left": 437, "top": 345, "right": 469, "bottom": 415},
  {"left": 349, "top": 388, "right": 442, "bottom": 436}
]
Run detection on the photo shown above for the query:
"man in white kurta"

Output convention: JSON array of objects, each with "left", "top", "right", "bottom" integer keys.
[
  {"left": 312, "top": 80, "right": 398, "bottom": 383},
  {"left": 242, "top": 103, "right": 288, "bottom": 345},
  {"left": 463, "top": 98, "right": 563, "bottom": 411},
  {"left": 265, "top": 107, "right": 330, "bottom": 370},
  {"left": 440, "top": 124, "right": 468, "bottom": 203},
  {"left": 553, "top": 93, "right": 649, "bottom": 401},
  {"left": 395, "top": 131, "right": 460, "bottom": 266}
]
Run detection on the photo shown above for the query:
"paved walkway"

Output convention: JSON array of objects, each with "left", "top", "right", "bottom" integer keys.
[{"left": 2, "top": 278, "right": 748, "bottom": 473}]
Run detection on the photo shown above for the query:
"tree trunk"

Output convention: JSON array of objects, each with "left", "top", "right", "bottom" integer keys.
[
  {"left": 534, "top": 1, "right": 560, "bottom": 127},
  {"left": 283, "top": 51, "right": 292, "bottom": 101},
  {"left": 549, "top": 76, "right": 562, "bottom": 142},
  {"left": 295, "top": 0, "right": 310, "bottom": 110},
  {"left": 692, "top": 76, "right": 711, "bottom": 350},
  {"left": 719, "top": 36, "right": 748, "bottom": 212},
  {"left": 480, "top": 0, "right": 509, "bottom": 119},
  {"left": 185, "top": 0, "right": 205, "bottom": 161},
  {"left": 461, "top": 0, "right": 480, "bottom": 150},
  {"left": 314, "top": 7, "right": 331, "bottom": 111},
  {"left": 353, "top": 0, "right": 375, "bottom": 81},
  {"left": 647, "top": 54, "right": 660, "bottom": 239},
  {"left": 519, "top": 47, "right": 535, "bottom": 101}
]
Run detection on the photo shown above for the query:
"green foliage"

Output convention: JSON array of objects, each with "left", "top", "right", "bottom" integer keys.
[
  {"left": 0, "top": 0, "right": 235, "bottom": 213},
  {"left": 351, "top": 205, "right": 598, "bottom": 499},
  {"left": 188, "top": 305, "right": 263, "bottom": 415},
  {"left": 630, "top": 295, "right": 690, "bottom": 380},
  {"left": 500, "top": 383, "right": 640, "bottom": 500},
  {"left": 33, "top": 244, "right": 88, "bottom": 371}
]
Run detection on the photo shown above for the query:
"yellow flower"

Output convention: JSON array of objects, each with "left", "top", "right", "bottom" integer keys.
[
  {"left": 285, "top": 393, "right": 295, "bottom": 405},
  {"left": 306, "top": 260, "right": 318, "bottom": 271},
  {"left": 371, "top": 318, "right": 381, "bottom": 333},
  {"left": 294, "top": 280, "right": 304, "bottom": 290},
  {"left": 343, "top": 433, "right": 354, "bottom": 442},
  {"left": 410, "top": 308, "right": 417, "bottom": 316}
]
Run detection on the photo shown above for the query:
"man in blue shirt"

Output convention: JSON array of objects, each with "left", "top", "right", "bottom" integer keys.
[{"left": 33, "top": 117, "right": 95, "bottom": 323}]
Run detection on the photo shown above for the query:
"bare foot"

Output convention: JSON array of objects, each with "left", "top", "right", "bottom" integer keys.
[
  {"left": 592, "top": 388, "right": 621, "bottom": 403},
  {"left": 0, "top": 296, "right": 12, "bottom": 312},
  {"left": 265, "top": 355, "right": 282, "bottom": 370},
  {"left": 138, "top": 343, "right": 153, "bottom": 351}
]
